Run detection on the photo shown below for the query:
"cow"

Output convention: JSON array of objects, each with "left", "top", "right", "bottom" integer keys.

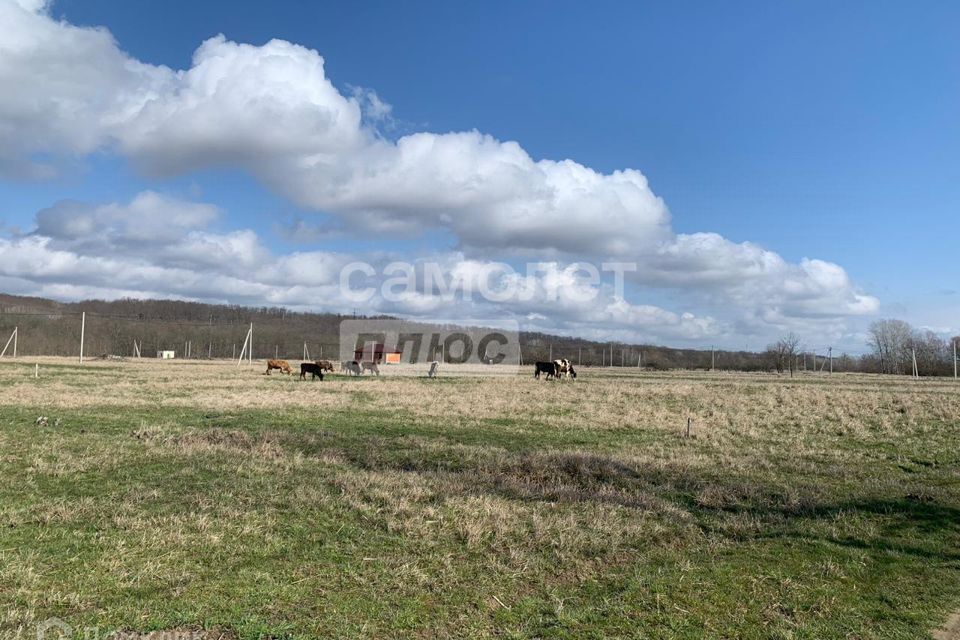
[
  {"left": 264, "top": 359, "right": 293, "bottom": 375},
  {"left": 315, "top": 360, "right": 335, "bottom": 373},
  {"left": 427, "top": 361, "right": 439, "bottom": 378},
  {"left": 534, "top": 361, "right": 559, "bottom": 380},
  {"left": 554, "top": 358, "right": 578, "bottom": 380},
  {"left": 342, "top": 360, "right": 362, "bottom": 376},
  {"left": 361, "top": 362, "right": 380, "bottom": 376},
  {"left": 300, "top": 362, "right": 324, "bottom": 381}
]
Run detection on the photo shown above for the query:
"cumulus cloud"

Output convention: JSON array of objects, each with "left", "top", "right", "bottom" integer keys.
[
  {"left": 0, "top": 0, "right": 670, "bottom": 253},
  {"left": 0, "top": 192, "right": 724, "bottom": 343},
  {"left": 35, "top": 191, "right": 219, "bottom": 244},
  {"left": 637, "top": 233, "right": 878, "bottom": 317},
  {"left": 0, "top": 0, "right": 878, "bottom": 336}
]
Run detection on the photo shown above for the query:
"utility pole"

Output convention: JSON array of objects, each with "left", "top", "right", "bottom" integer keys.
[
  {"left": 79, "top": 312, "right": 85, "bottom": 364},
  {"left": 12, "top": 326, "right": 16, "bottom": 359},
  {"left": 829, "top": 347, "right": 833, "bottom": 375},
  {"left": 711, "top": 346, "right": 715, "bottom": 371},
  {"left": 954, "top": 339, "right": 957, "bottom": 380}
]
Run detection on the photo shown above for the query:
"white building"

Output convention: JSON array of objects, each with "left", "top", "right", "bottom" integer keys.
[{"left": 157, "top": 350, "right": 175, "bottom": 359}]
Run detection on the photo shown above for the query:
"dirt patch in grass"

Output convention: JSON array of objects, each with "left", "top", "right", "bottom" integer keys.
[{"left": 934, "top": 611, "right": 960, "bottom": 640}]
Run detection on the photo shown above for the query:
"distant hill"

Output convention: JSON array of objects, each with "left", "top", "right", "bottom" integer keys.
[{"left": 0, "top": 293, "right": 769, "bottom": 369}]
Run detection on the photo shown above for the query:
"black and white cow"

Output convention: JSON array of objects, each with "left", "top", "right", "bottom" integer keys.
[{"left": 554, "top": 358, "right": 578, "bottom": 379}]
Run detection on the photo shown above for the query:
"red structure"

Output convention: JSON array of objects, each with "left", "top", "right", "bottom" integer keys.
[{"left": 354, "top": 342, "right": 402, "bottom": 364}]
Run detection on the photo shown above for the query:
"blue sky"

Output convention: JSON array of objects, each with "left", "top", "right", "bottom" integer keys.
[{"left": 0, "top": 0, "right": 957, "bottom": 351}]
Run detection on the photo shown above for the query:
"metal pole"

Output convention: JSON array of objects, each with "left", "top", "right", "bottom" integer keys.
[
  {"left": 12, "top": 327, "right": 16, "bottom": 359},
  {"left": 249, "top": 323, "right": 253, "bottom": 365},
  {"left": 79, "top": 312, "right": 85, "bottom": 364}
]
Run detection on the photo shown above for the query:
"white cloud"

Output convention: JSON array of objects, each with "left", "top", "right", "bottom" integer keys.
[
  {"left": 0, "top": 192, "right": 729, "bottom": 344},
  {"left": 0, "top": 1, "right": 673, "bottom": 255},
  {"left": 35, "top": 191, "right": 219, "bottom": 244},
  {"left": 0, "top": 0, "right": 879, "bottom": 335},
  {"left": 636, "top": 233, "right": 878, "bottom": 317}
]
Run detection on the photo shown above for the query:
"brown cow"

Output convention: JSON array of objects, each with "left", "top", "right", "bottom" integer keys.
[
  {"left": 264, "top": 359, "right": 293, "bottom": 375},
  {"left": 315, "top": 360, "right": 335, "bottom": 373}
]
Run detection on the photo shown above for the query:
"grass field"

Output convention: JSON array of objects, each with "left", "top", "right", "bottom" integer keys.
[{"left": 1, "top": 358, "right": 959, "bottom": 639}]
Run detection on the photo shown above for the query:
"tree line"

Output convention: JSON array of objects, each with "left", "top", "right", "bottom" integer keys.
[
  {"left": 0, "top": 294, "right": 955, "bottom": 375},
  {"left": 765, "top": 320, "right": 958, "bottom": 377}
]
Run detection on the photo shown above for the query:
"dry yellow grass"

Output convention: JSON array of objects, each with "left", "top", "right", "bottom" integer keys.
[{"left": 1, "top": 357, "right": 958, "bottom": 638}]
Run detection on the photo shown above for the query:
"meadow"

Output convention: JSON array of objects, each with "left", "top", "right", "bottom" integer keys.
[{"left": 1, "top": 358, "right": 958, "bottom": 639}]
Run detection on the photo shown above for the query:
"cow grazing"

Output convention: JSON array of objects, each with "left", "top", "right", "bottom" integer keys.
[
  {"left": 361, "top": 362, "right": 380, "bottom": 376},
  {"left": 265, "top": 359, "right": 293, "bottom": 375},
  {"left": 534, "top": 361, "right": 559, "bottom": 380},
  {"left": 427, "top": 361, "right": 439, "bottom": 378},
  {"left": 315, "top": 360, "right": 335, "bottom": 373},
  {"left": 554, "top": 358, "right": 577, "bottom": 379},
  {"left": 343, "top": 360, "right": 362, "bottom": 376},
  {"left": 300, "top": 362, "right": 324, "bottom": 381}
]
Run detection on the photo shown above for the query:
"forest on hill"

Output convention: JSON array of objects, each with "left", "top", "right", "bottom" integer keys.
[{"left": 0, "top": 294, "right": 954, "bottom": 375}]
